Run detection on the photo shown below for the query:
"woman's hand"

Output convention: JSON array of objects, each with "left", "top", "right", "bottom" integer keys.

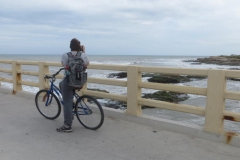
[{"left": 81, "top": 45, "right": 86, "bottom": 53}]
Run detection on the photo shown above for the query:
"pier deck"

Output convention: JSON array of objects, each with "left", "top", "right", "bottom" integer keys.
[{"left": 0, "top": 89, "right": 240, "bottom": 160}]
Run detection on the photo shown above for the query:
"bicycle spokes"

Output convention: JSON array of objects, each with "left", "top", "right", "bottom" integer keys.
[
  {"left": 77, "top": 101, "right": 93, "bottom": 115},
  {"left": 75, "top": 95, "right": 104, "bottom": 130},
  {"left": 35, "top": 90, "right": 61, "bottom": 120},
  {"left": 43, "top": 93, "right": 53, "bottom": 106}
]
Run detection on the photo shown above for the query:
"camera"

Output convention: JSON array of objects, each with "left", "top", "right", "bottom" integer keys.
[{"left": 81, "top": 45, "right": 85, "bottom": 53}]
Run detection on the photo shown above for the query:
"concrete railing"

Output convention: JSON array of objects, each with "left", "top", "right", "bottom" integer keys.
[{"left": 0, "top": 59, "right": 240, "bottom": 140}]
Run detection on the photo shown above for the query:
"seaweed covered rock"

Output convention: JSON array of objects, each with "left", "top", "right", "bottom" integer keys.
[
  {"left": 107, "top": 72, "right": 127, "bottom": 78},
  {"left": 147, "top": 74, "right": 191, "bottom": 83},
  {"left": 102, "top": 91, "right": 189, "bottom": 110},
  {"left": 108, "top": 72, "right": 207, "bottom": 83},
  {"left": 143, "top": 91, "right": 189, "bottom": 103},
  {"left": 108, "top": 72, "right": 205, "bottom": 83},
  {"left": 184, "top": 54, "right": 240, "bottom": 66},
  {"left": 104, "top": 100, "right": 127, "bottom": 109}
]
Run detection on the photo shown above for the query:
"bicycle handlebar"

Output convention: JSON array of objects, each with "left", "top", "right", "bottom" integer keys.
[
  {"left": 52, "top": 68, "right": 65, "bottom": 77},
  {"left": 44, "top": 68, "right": 65, "bottom": 80}
]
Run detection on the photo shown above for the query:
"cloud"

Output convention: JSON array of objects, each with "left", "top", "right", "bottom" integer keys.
[{"left": 0, "top": 0, "right": 240, "bottom": 55}]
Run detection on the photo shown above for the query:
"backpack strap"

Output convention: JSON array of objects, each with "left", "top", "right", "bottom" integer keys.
[
  {"left": 76, "top": 51, "right": 82, "bottom": 58},
  {"left": 67, "top": 52, "right": 72, "bottom": 57},
  {"left": 67, "top": 51, "right": 82, "bottom": 57}
]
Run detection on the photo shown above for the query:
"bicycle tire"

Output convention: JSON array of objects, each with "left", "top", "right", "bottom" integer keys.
[
  {"left": 35, "top": 89, "right": 61, "bottom": 120},
  {"left": 75, "top": 95, "right": 104, "bottom": 130}
]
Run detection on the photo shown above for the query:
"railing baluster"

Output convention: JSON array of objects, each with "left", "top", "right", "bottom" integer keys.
[
  {"left": 204, "top": 69, "right": 226, "bottom": 134},
  {"left": 38, "top": 62, "right": 49, "bottom": 90},
  {"left": 126, "top": 66, "right": 142, "bottom": 116},
  {"left": 12, "top": 61, "right": 22, "bottom": 94}
]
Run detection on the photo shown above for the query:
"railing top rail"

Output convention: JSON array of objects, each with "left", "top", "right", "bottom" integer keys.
[
  {"left": 88, "top": 64, "right": 127, "bottom": 71},
  {"left": 44, "top": 62, "right": 61, "bottom": 67},
  {"left": 225, "top": 70, "right": 240, "bottom": 78},
  {"left": 138, "top": 66, "right": 208, "bottom": 76},
  {"left": 0, "top": 60, "right": 12, "bottom": 64},
  {"left": 17, "top": 61, "right": 39, "bottom": 65}
]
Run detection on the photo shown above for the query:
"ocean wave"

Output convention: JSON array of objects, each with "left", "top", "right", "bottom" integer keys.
[{"left": 90, "top": 61, "right": 132, "bottom": 65}]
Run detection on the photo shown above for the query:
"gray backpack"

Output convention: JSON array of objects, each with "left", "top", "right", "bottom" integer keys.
[{"left": 66, "top": 52, "right": 87, "bottom": 89}]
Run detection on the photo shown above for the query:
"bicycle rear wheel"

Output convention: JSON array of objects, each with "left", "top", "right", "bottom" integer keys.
[
  {"left": 75, "top": 95, "right": 104, "bottom": 130},
  {"left": 35, "top": 89, "right": 61, "bottom": 120}
]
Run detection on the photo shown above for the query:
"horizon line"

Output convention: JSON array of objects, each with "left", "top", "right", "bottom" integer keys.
[{"left": 0, "top": 53, "right": 220, "bottom": 56}]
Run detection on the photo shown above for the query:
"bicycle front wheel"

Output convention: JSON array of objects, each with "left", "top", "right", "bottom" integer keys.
[
  {"left": 35, "top": 89, "right": 61, "bottom": 120},
  {"left": 75, "top": 95, "right": 104, "bottom": 130}
]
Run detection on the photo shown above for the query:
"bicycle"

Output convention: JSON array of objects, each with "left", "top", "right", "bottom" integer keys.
[{"left": 35, "top": 68, "right": 104, "bottom": 130}]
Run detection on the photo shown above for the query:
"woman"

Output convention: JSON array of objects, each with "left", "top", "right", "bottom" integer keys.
[{"left": 57, "top": 38, "right": 89, "bottom": 132}]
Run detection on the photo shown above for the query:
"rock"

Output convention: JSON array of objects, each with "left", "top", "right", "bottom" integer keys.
[
  {"left": 147, "top": 74, "right": 191, "bottom": 83},
  {"left": 185, "top": 75, "right": 206, "bottom": 80},
  {"left": 142, "top": 73, "right": 156, "bottom": 77},
  {"left": 184, "top": 55, "right": 240, "bottom": 66},
  {"left": 143, "top": 91, "right": 189, "bottom": 103},
  {"left": 103, "top": 91, "right": 189, "bottom": 110},
  {"left": 107, "top": 72, "right": 127, "bottom": 78},
  {"left": 190, "top": 62, "right": 202, "bottom": 65},
  {"left": 228, "top": 78, "right": 240, "bottom": 81},
  {"left": 141, "top": 91, "right": 189, "bottom": 109},
  {"left": 104, "top": 100, "right": 126, "bottom": 109},
  {"left": 108, "top": 72, "right": 206, "bottom": 83}
]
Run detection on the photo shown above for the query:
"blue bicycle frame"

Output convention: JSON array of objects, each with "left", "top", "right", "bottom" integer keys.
[
  {"left": 43, "top": 67, "right": 95, "bottom": 117},
  {"left": 45, "top": 77, "right": 89, "bottom": 116},
  {"left": 50, "top": 82, "right": 63, "bottom": 103},
  {"left": 36, "top": 67, "right": 104, "bottom": 130}
]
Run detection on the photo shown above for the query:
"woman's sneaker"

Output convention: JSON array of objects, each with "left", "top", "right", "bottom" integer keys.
[{"left": 56, "top": 125, "right": 73, "bottom": 132}]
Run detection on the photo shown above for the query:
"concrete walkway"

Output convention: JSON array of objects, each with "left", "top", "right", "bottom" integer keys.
[{"left": 0, "top": 91, "right": 240, "bottom": 160}]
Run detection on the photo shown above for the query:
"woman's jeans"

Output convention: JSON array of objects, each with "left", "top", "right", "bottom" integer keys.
[{"left": 59, "top": 77, "right": 74, "bottom": 127}]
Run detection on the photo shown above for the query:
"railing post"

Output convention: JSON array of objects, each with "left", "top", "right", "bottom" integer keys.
[
  {"left": 204, "top": 69, "right": 226, "bottom": 134},
  {"left": 126, "top": 66, "right": 142, "bottom": 116},
  {"left": 12, "top": 61, "right": 22, "bottom": 94},
  {"left": 38, "top": 62, "right": 49, "bottom": 90}
]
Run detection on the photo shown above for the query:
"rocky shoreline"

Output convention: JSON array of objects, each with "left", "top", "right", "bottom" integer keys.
[
  {"left": 184, "top": 54, "right": 240, "bottom": 66},
  {"left": 95, "top": 55, "right": 240, "bottom": 109},
  {"left": 104, "top": 72, "right": 205, "bottom": 109}
]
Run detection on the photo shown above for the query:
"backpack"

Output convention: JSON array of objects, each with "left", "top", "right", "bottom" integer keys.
[{"left": 66, "top": 51, "right": 87, "bottom": 89}]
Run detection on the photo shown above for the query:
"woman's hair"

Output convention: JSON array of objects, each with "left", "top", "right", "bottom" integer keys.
[{"left": 70, "top": 38, "right": 81, "bottom": 51}]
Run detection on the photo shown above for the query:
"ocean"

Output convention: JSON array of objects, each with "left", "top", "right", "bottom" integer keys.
[{"left": 0, "top": 54, "right": 240, "bottom": 133}]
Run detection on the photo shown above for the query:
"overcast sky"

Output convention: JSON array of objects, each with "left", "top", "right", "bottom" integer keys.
[{"left": 0, "top": 0, "right": 240, "bottom": 56}]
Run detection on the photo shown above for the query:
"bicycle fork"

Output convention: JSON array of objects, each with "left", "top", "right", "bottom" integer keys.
[{"left": 44, "top": 92, "right": 53, "bottom": 106}]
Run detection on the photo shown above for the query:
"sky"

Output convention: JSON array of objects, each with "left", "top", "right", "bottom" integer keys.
[{"left": 0, "top": 0, "right": 240, "bottom": 56}]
